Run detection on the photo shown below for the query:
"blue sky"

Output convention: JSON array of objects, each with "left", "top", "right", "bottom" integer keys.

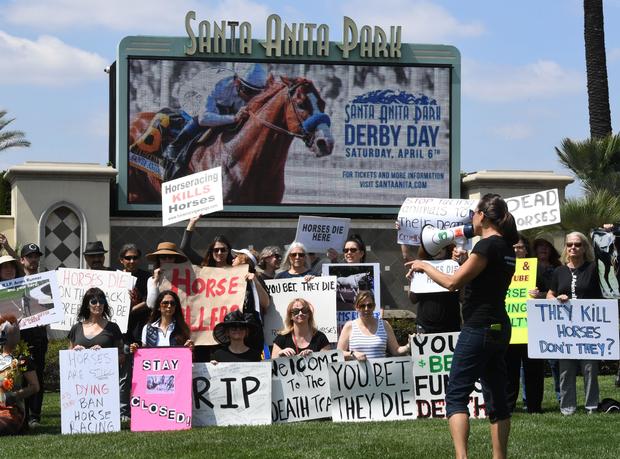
[{"left": 1, "top": 0, "right": 619, "bottom": 197}]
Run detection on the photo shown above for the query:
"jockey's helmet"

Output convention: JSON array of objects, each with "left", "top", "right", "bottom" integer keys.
[{"left": 235, "top": 63, "right": 268, "bottom": 91}]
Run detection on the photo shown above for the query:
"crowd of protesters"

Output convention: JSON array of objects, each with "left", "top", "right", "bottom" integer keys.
[{"left": 1, "top": 194, "right": 619, "bottom": 456}]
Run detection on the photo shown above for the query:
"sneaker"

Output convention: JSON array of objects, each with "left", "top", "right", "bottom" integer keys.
[
  {"left": 586, "top": 409, "right": 597, "bottom": 415},
  {"left": 28, "top": 419, "right": 41, "bottom": 428},
  {"left": 120, "top": 415, "right": 130, "bottom": 423}
]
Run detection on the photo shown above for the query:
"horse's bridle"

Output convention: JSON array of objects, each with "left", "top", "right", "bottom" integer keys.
[{"left": 247, "top": 81, "right": 324, "bottom": 148}]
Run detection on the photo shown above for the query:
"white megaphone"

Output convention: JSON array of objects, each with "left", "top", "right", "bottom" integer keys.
[{"left": 420, "top": 224, "right": 475, "bottom": 257}]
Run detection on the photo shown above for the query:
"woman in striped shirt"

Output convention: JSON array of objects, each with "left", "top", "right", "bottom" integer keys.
[{"left": 337, "top": 291, "right": 410, "bottom": 360}]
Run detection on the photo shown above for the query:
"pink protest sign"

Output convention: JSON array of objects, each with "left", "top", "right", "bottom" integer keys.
[{"left": 130, "top": 347, "right": 193, "bottom": 431}]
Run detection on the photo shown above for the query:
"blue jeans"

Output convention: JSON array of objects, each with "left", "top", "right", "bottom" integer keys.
[{"left": 446, "top": 322, "right": 511, "bottom": 423}]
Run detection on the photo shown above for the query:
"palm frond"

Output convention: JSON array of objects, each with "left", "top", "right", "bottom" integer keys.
[
  {"left": 559, "top": 189, "right": 620, "bottom": 235},
  {"left": 0, "top": 110, "right": 31, "bottom": 151}
]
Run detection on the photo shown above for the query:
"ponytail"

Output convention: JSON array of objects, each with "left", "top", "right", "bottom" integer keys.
[{"left": 477, "top": 193, "right": 519, "bottom": 245}]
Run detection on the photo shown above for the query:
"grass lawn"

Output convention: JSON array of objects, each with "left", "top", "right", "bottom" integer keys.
[{"left": 2, "top": 376, "right": 619, "bottom": 458}]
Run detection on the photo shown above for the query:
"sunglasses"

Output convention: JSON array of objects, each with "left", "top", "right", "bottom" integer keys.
[
  {"left": 292, "top": 308, "right": 310, "bottom": 316},
  {"left": 160, "top": 300, "right": 176, "bottom": 306},
  {"left": 270, "top": 254, "right": 282, "bottom": 259},
  {"left": 290, "top": 253, "right": 306, "bottom": 258},
  {"left": 89, "top": 298, "right": 107, "bottom": 306},
  {"left": 343, "top": 247, "right": 359, "bottom": 253},
  {"left": 358, "top": 302, "right": 375, "bottom": 310},
  {"left": 213, "top": 248, "right": 229, "bottom": 254},
  {"left": 566, "top": 242, "right": 582, "bottom": 248},
  {"left": 123, "top": 256, "right": 139, "bottom": 261}
]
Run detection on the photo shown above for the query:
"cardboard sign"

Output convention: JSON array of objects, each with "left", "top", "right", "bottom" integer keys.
[
  {"left": 0, "top": 272, "right": 63, "bottom": 329},
  {"left": 329, "top": 357, "right": 415, "bottom": 422},
  {"left": 52, "top": 269, "right": 135, "bottom": 333},
  {"left": 506, "top": 258, "right": 537, "bottom": 344},
  {"left": 411, "top": 333, "right": 486, "bottom": 418},
  {"left": 159, "top": 263, "right": 248, "bottom": 346},
  {"left": 130, "top": 347, "right": 193, "bottom": 432},
  {"left": 397, "top": 198, "right": 476, "bottom": 245},
  {"left": 59, "top": 348, "right": 120, "bottom": 434},
  {"left": 161, "top": 167, "right": 224, "bottom": 226},
  {"left": 192, "top": 362, "right": 272, "bottom": 426},
  {"left": 506, "top": 188, "right": 560, "bottom": 231},
  {"left": 527, "top": 299, "right": 619, "bottom": 360},
  {"left": 271, "top": 350, "right": 343, "bottom": 423},
  {"left": 410, "top": 260, "right": 460, "bottom": 294},
  {"left": 262, "top": 277, "right": 338, "bottom": 345},
  {"left": 321, "top": 263, "right": 381, "bottom": 330},
  {"left": 294, "top": 216, "right": 351, "bottom": 253}
]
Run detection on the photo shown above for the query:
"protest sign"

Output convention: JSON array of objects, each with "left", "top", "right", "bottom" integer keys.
[
  {"left": 411, "top": 333, "right": 486, "bottom": 418},
  {"left": 527, "top": 299, "right": 619, "bottom": 359},
  {"left": 130, "top": 347, "right": 193, "bottom": 432},
  {"left": 505, "top": 258, "right": 537, "bottom": 344},
  {"left": 159, "top": 263, "right": 248, "bottom": 346},
  {"left": 397, "top": 198, "right": 476, "bottom": 245},
  {"left": 0, "top": 272, "right": 63, "bottom": 329},
  {"left": 271, "top": 350, "right": 343, "bottom": 423},
  {"left": 410, "top": 260, "right": 460, "bottom": 294},
  {"left": 161, "top": 167, "right": 223, "bottom": 226},
  {"left": 321, "top": 263, "right": 380, "bottom": 330},
  {"left": 294, "top": 216, "right": 351, "bottom": 253},
  {"left": 51, "top": 269, "right": 135, "bottom": 333},
  {"left": 262, "top": 277, "right": 337, "bottom": 345},
  {"left": 329, "top": 357, "right": 415, "bottom": 422},
  {"left": 59, "top": 348, "right": 120, "bottom": 434},
  {"left": 506, "top": 188, "right": 560, "bottom": 231},
  {"left": 192, "top": 361, "right": 272, "bottom": 426}
]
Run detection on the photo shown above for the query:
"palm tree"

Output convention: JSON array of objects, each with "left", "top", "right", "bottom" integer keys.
[
  {"left": 553, "top": 1, "right": 615, "bottom": 233},
  {"left": 584, "top": 0, "right": 612, "bottom": 138},
  {"left": 0, "top": 110, "right": 31, "bottom": 152},
  {"left": 555, "top": 134, "right": 620, "bottom": 195}
]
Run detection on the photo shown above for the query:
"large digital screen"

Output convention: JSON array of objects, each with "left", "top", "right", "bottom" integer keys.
[{"left": 116, "top": 37, "right": 459, "bottom": 214}]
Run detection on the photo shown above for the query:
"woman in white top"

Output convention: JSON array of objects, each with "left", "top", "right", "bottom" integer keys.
[
  {"left": 130, "top": 290, "right": 193, "bottom": 351},
  {"left": 337, "top": 291, "right": 410, "bottom": 360}
]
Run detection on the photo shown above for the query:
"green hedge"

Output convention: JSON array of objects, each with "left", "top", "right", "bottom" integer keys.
[
  {"left": 386, "top": 318, "right": 416, "bottom": 345},
  {"left": 44, "top": 339, "right": 69, "bottom": 391}
]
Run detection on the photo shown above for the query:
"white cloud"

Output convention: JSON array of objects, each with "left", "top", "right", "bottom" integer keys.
[
  {"left": 491, "top": 123, "right": 534, "bottom": 140},
  {"left": 463, "top": 58, "right": 584, "bottom": 103},
  {"left": 608, "top": 48, "right": 620, "bottom": 62},
  {"left": 338, "top": 0, "right": 485, "bottom": 42},
  {"left": 0, "top": 30, "right": 107, "bottom": 85},
  {"left": 2, "top": 0, "right": 270, "bottom": 34}
]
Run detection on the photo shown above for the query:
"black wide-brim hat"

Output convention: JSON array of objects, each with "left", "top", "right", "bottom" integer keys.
[
  {"left": 213, "top": 310, "right": 260, "bottom": 345},
  {"left": 83, "top": 241, "right": 107, "bottom": 255}
]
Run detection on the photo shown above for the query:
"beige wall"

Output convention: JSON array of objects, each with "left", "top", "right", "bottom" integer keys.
[
  {"left": 461, "top": 170, "right": 574, "bottom": 201},
  {"left": 4, "top": 162, "right": 117, "bottom": 267}
]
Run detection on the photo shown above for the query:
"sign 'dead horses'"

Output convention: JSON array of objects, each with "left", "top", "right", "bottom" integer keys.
[{"left": 129, "top": 75, "right": 334, "bottom": 205}]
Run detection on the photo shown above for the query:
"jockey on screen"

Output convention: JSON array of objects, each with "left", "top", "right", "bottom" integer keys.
[{"left": 162, "top": 63, "right": 268, "bottom": 168}]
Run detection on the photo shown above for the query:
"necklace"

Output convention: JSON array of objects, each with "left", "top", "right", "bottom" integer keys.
[{"left": 568, "top": 265, "right": 579, "bottom": 299}]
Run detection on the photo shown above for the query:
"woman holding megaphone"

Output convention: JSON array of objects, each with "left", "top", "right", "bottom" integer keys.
[{"left": 406, "top": 193, "right": 518, "bottom": 459}]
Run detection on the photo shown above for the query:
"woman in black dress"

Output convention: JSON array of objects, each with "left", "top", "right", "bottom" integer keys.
[{"left": 272, "top": 299, "right": 331, "bottom": 358}]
